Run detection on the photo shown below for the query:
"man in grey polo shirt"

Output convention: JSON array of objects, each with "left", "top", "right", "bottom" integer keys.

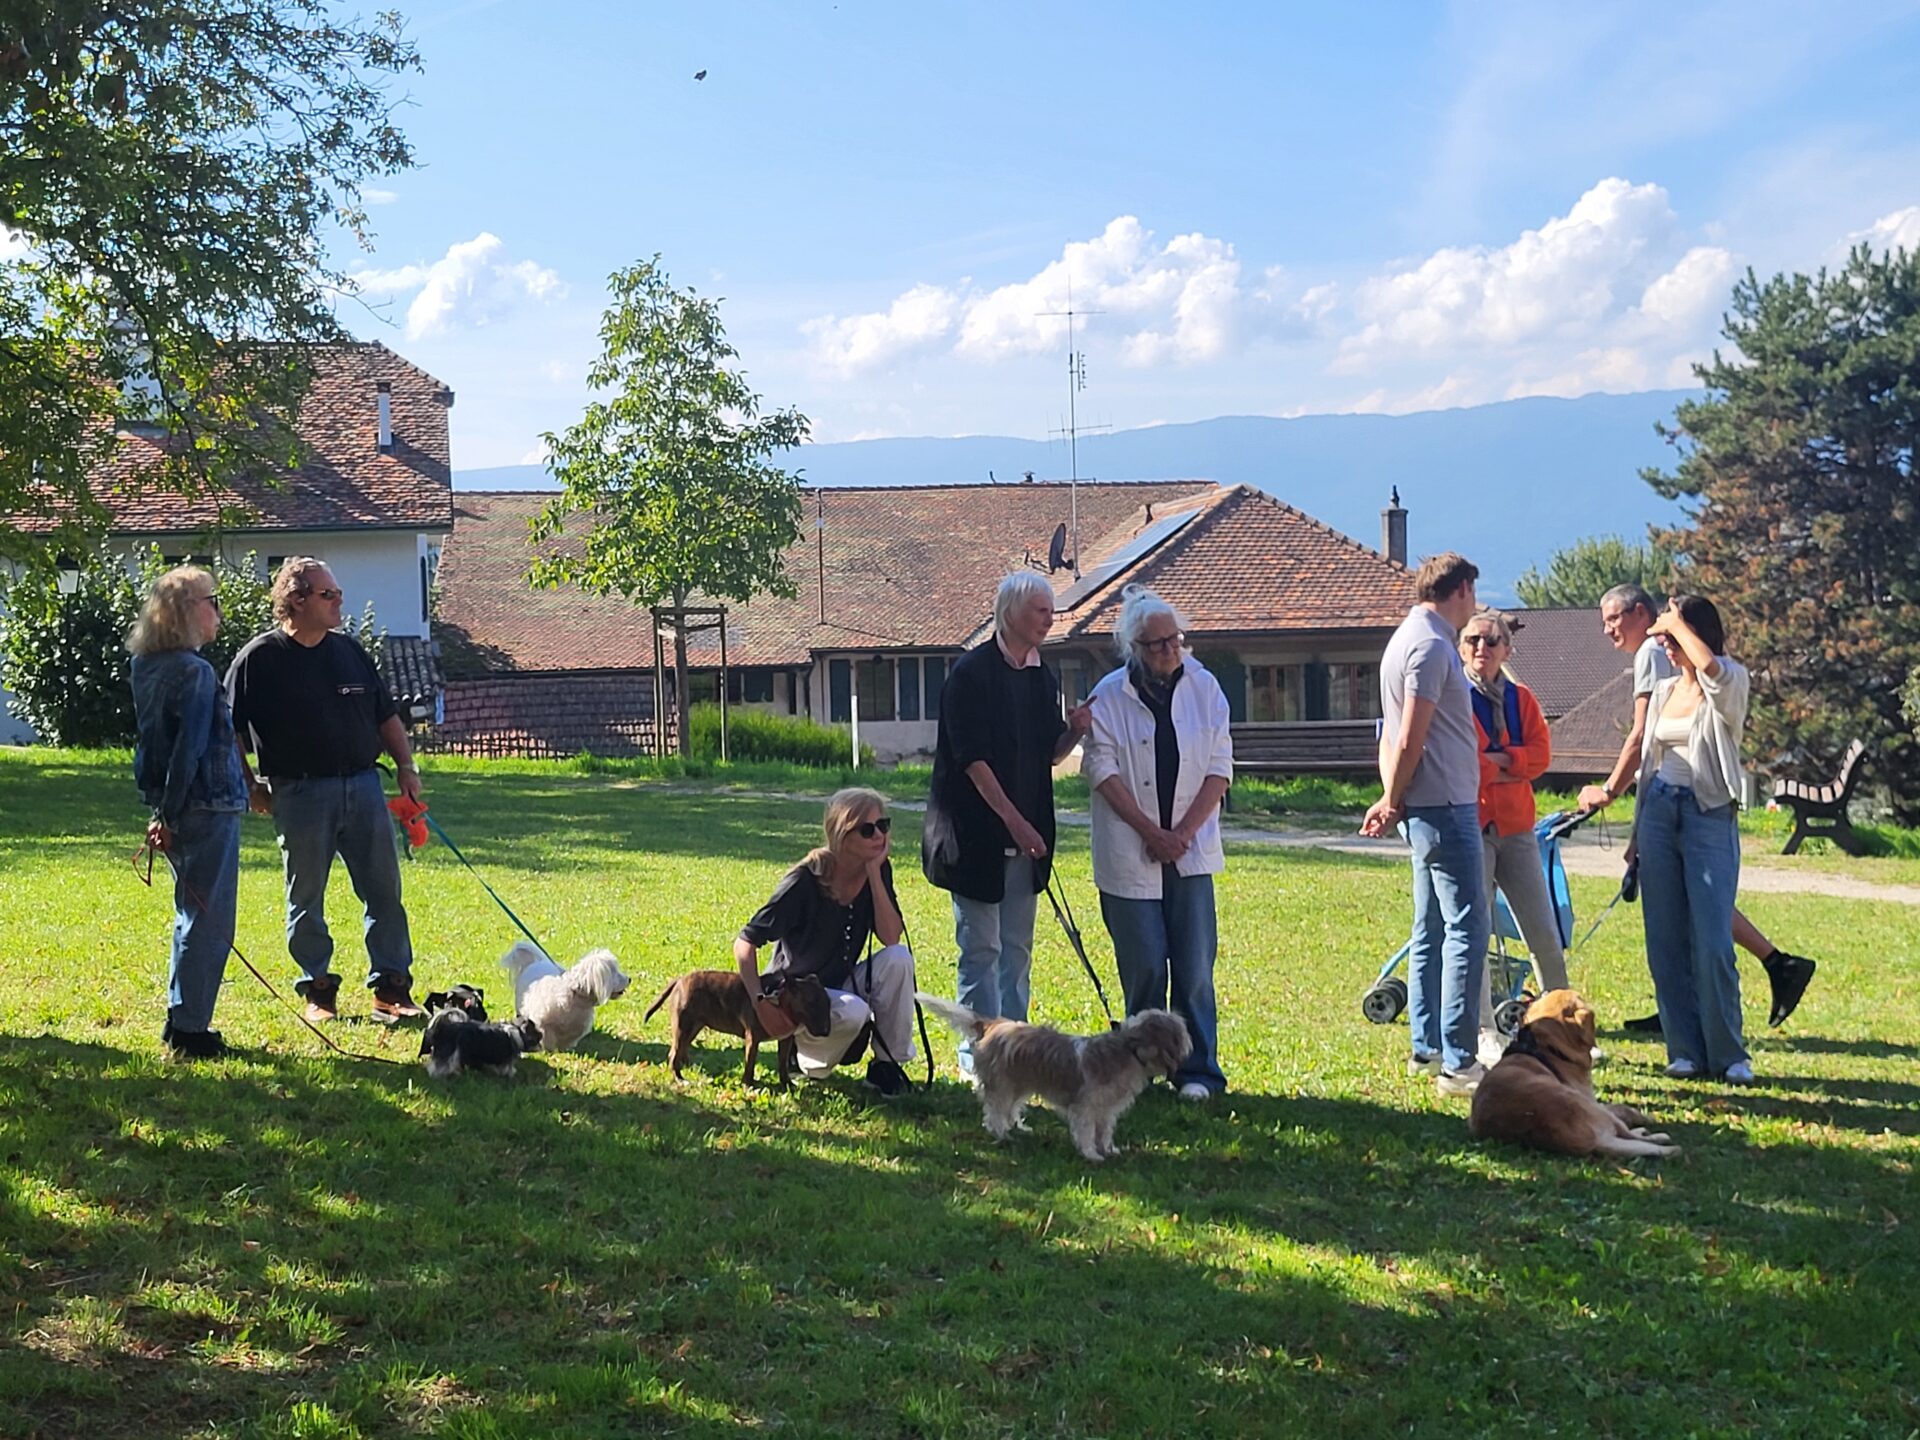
[{"left": 1363, "top": 552, "right": 1489, "bottom": 1095}]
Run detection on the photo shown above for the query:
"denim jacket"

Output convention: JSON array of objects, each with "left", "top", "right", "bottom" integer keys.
[{"left": 132, "top": 649, "right": 248, "bottom": 825}]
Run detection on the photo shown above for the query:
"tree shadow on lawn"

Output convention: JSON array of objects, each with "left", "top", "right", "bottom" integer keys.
[
  {"left": 5, "top": 1036, "right": 1917, "bottom": 1439},
  {"left": 1771, "top": 1035, "right": 1920, "bottom": 1062}
]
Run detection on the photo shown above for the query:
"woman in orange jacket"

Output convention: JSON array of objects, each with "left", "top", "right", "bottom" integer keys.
[{"left": 1461, "top": 610, "right": 1570, "bottom": 1065}]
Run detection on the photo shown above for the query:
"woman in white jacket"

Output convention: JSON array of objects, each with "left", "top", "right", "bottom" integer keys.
[
  {"left": 1633, "top": 595, "right": 1754, "bottom": 1083},
  {"left": 1082, "top": 587, "right": 1234, "bottom": 1099}
]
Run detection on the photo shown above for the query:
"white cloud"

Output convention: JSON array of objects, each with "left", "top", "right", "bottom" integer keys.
[
  {"left": 803, "top": 282, "right": 959, "bottom": 376},
  {"left": 362, "top": 187, "right": 400, "bottom": 206},
  {"left": 804, "top": 216, "right": 1318, "bottom": 377},
  {"left": 349, "top": 232, "right": 565, "bottom": 340},
  {"left": 1635, "top": 245, "right": 1739, "bottom": 330},
  {"left": 1338, "top": 178, "right": 1676, "bottom": 368},
  {"left": 1851, "top": 205, "right": 1920, "bottom": 255}
]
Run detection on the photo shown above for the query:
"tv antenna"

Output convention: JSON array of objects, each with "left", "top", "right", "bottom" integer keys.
[{"left": 1038, "top": 278, "right": 1109, "bottom": 579}]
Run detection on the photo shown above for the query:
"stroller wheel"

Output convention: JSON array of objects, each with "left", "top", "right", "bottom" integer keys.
[
  {"left": 1493, "top": 997, "right": 1530, "bottom": 1037},
  {"left": 1362, "top": 981, "right": 1406, "bottom": 1025}
]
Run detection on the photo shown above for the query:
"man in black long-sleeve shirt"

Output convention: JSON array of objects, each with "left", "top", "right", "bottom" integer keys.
[{"left": 227, "top": 558, "right": 423, "bottom": 1024}]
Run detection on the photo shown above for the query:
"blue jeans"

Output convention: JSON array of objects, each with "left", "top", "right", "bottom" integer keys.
[
  {"left": 1405, "top": 804, "right": 1488, "bottom": 1073},
  {"left": 167, "top": 808, "right": 241, "bottom": 1032},
  {"left": 951, "top": 854, "right": 1038, "bottom": 1071},
  {"left": 1638, "top": 775, "right": 1746, "bottom": 1073},
  {"left": 271, "top": 769, "right": 413, "bottom": 986},
  {"left": 1100, "top": 869, "right": 1225, "bottom": 1092}
]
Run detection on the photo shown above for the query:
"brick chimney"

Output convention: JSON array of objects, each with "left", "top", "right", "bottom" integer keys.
[{"left": 1381, "top": 486, "right": 1407, "bottom": 566}]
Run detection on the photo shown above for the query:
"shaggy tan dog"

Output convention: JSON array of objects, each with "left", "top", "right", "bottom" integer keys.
[
  {"left": 917, "top": 994, "right": 1191, "bottom": 1162},
  {"left": 1470, "top": 990, "right": 1680, "bottom": 1159}
]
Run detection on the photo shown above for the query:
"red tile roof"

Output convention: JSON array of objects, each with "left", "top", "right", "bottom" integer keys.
[
  {"left": 437, "top": 479, "right": 1420, "bottom": 676},
  {"left": 1501, "top": 606, "right": 1630, "bottom": 717},
  {"left": 1543, "top": 668, "right": 1636, "bottom": 775},
  {"left": 15, "top": 342, "right": 454, "bottom": 536},
  {"left": 1049, "top": 484, "right": 1415, "bottom": 640},
  {"left": 435, "top": 481, "right": 1216, "bottom": 674}
]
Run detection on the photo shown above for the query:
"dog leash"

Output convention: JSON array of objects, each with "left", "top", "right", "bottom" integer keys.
[
  {"left": 854, "top": 919, "right": 935, "bottom": 1089},
  {"left": 131, "top": 838, "right": 409, "bottom": 1068},
  {"left": 1042, "top": 872, "right": 1119, "bottom": 1029},
  {"left": 416, "top": 810, "right": 550, "bottom": 956}
]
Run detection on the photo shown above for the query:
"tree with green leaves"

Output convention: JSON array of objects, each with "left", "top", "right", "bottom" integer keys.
[
  {"left": 529, "top": 258, "right": 810, "bottom": 755},
  {"left": 0, "top": 547, "right": 274, "bottom": 745},
  {"left": 1, "top": 1, "right": 419, "bottom": 566},
  {"left": 1514, "top": 533, "right": 1677, "bottom": 609},
  {"left": 1646, "top": 244, "right": 1920, "bottom": 822}
]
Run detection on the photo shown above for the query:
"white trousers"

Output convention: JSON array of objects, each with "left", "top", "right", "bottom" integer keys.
[{"left": 795, "top": 944, "right": 918, "bottom": 1078}]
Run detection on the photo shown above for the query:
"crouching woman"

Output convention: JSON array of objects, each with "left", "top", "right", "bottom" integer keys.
[
  {"left": 129, "top": 566, "right": 249, "bottom": 1060},
  {"left": 735, "top": 787, "right": 918, "bottom": 1095}
]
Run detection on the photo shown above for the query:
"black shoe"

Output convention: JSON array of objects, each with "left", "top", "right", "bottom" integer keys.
[
  {"left": 1623, "top": 1012, "right": 1664, "bottom": 1035},
  {"left": 1764, "top": 951, "right": 1816, "bottom": 1028},
  {"left": 163, "top": 1023, "right": 228, "bottom": 1060},
  {"left": 864, "top": 1059, "right": 909, "bottom": 1097}
]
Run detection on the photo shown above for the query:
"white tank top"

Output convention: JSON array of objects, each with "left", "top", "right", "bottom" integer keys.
[{"left": 1654, "top": 707, "right": 1694, "bottom": 787}]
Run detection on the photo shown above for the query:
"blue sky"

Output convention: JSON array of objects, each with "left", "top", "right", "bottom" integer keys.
[{"left": 335, "top": 1, "right": 1920, "bottom": 469}]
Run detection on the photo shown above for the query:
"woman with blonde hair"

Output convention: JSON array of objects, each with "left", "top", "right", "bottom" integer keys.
[
  {"left": 735, "top": 787, "right": 919, "bottom": 1094},
  {"left": 129, "top": 565, "right": 249, "bottom": 1060}
]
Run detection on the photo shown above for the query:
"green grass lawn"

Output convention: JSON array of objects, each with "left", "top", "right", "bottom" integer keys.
[{"left": 2, "top": 749, "right": 1916, "bottom": 1438}]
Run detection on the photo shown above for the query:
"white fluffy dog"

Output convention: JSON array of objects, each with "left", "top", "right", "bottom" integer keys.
[
  {"left": 917, "top": 993, "right": 1191, "bottom": 1162},
  {"left": 501, "top": 940, "right": 631, "bottom": 1053}
]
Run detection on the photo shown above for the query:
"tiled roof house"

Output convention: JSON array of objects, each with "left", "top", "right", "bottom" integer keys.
[
  {"left": 1499, "top": 606, "right": 1639, "bottom": 779},
  {"left": 2, "top": 342, "right": 454, "bottom": 742},
  {"left": 431, "top": 479, "right": 1419, "bottom": 765}
]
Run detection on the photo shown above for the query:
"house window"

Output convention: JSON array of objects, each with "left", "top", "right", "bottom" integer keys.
[
  {"left": 728, "top": 670, "right": 774, "bottom": 704},
  {"left": 855, "top": 659, "right": 896, "bottom": 721},
  {"left": 1055, "top": 656, "right": 1092, "bottom": 710},
  {"left": 923, "top": 656, "right": 947, "bottom": 717},
  {"left": 898, "top": 657, "right": 921, "bottom": 721},
  {"left": 419, "top": 556, "right": 430, "bottom": 622},
  {"left": 829, "top": 660, "right": 852, "bottom": 723},
  {"left": 687, "top": 671, "right": 719, "bottom": 706},
  {"left": 1327, "top": 662, "right": 1382, "bottom": 720},
  {"left": 1247, "top": 663, "right": 1303, "bottom": 722}
]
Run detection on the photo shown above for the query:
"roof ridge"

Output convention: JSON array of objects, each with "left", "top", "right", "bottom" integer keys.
[
  {"left": 1230, "top": 483, "right": 1408, "bottom": 573},
  {"left": 806, "top": 478, "right": 1219, "bottom": 496}
]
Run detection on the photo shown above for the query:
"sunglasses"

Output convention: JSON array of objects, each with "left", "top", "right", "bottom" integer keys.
[
  {"left": 1139, "top": 633, "right": 1184, "bottom": 654},
  {"left": 198, "top": 593, "right": 222, "bottom": 610},
  {"left": 304, "top": 587, "right": 344, "bottom": 602},
  {"left": 1463, "top": 634, "right": 1505, "bottom": 649},
  {"left": 854, "top": 816, "right": 892, "bottom": 838}
]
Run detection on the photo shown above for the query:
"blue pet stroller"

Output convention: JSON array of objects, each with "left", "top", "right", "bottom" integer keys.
[{"left": 1361, "top": 809, "right": 1595, "bottom": 1037}]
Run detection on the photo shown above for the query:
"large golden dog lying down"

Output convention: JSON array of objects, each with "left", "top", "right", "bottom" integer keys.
[{"left": 1469, "top": 990, "right": 1680, "bottom": 1159}]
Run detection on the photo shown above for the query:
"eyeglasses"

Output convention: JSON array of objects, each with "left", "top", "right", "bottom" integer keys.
[
  {"left": 198, "top": 594, "right": 222, "bottom": 610},
  {"left": 1138, "top": 633, "right": 1184, "bottom": 654},
  {"left": 305, "top": 587, "right": 344, "bottom": 602},
  {"left": 1463, "top": 635, "right": 1505, "bottom": 649},
  {"left": 854, "top": 817, "right": 892, "bottom": 838}
]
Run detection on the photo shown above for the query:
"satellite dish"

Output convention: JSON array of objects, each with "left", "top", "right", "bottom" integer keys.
[{"left": 1046, "top": 522, "right": 1070, "bottom": 573}]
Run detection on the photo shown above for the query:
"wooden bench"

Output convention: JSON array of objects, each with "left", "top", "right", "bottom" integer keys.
[
  {"left": 1774, "top": 738, "right": 1868, "bottom": 856},
  {"left": 1230, "top": 720, "right": 1380, "bottom": 776}
]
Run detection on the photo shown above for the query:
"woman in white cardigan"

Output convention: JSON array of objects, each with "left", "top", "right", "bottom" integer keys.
[
  {"left": 1632, "top": 594, "right": 1754, "bottom": 1083},
  {"left": 1082, "top": 587, "right": 1234, "bottom": 1099}
]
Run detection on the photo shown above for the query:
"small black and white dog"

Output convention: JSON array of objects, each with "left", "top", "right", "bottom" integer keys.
[
  {"left": 424, "top": 984, "right": 490, "bottom": 1020},
  {"left": 419, "top": 1009, "right": 541, "bottom": 1078}
]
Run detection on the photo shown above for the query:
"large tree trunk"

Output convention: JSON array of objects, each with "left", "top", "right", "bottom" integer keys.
[{"left": 672, "top": 587, "right": 691, "bottom": 757}]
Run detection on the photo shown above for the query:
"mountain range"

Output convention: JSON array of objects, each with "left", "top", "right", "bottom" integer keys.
[{"left": 456, "top": 389, "right": 1699, "bottom": 599}]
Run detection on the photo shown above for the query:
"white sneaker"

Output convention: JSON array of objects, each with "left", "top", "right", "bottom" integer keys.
[
  {"left": 1664, "top": 1058, "right": 1700, "bottom": 1079},
  {"left": 1436, "top": 1061, "right": 1487, "bottom": 1097},
  {"left": 1477, "top": 1029, "right": 1507, "bottom": 1068},
  {"left": 1722, "top": 1061, "right": 1756, "bottom": 1085},
  {"left": 1177, "top": 1082, "right": 1213, "bottom": 1102},
  {"left": 1407, "top": 1052, "right": 1443, "bottom": 1077}
]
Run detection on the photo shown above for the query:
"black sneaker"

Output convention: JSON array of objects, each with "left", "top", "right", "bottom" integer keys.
[
  {"left": 1764, "top": 951, "right": 1816, "bottom": 1028},
  {"left": 162, "top": 1023, "right": 228, "bottom": 1061},
  {"left": 864, "top": 1059, "right": 909, "bottom": 1097},
  {"left": 1623, "top": 1012, "right": 1663, "bottom": 1035}
]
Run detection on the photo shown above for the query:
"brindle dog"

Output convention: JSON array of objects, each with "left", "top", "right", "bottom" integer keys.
[{"left": 643, "top": 970, "right": 833, "bottom": 1088}]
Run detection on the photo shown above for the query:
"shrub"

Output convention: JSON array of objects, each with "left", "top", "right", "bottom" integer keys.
[{"left": 684, "top": 703, "right": 872, "bottom": 768}]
